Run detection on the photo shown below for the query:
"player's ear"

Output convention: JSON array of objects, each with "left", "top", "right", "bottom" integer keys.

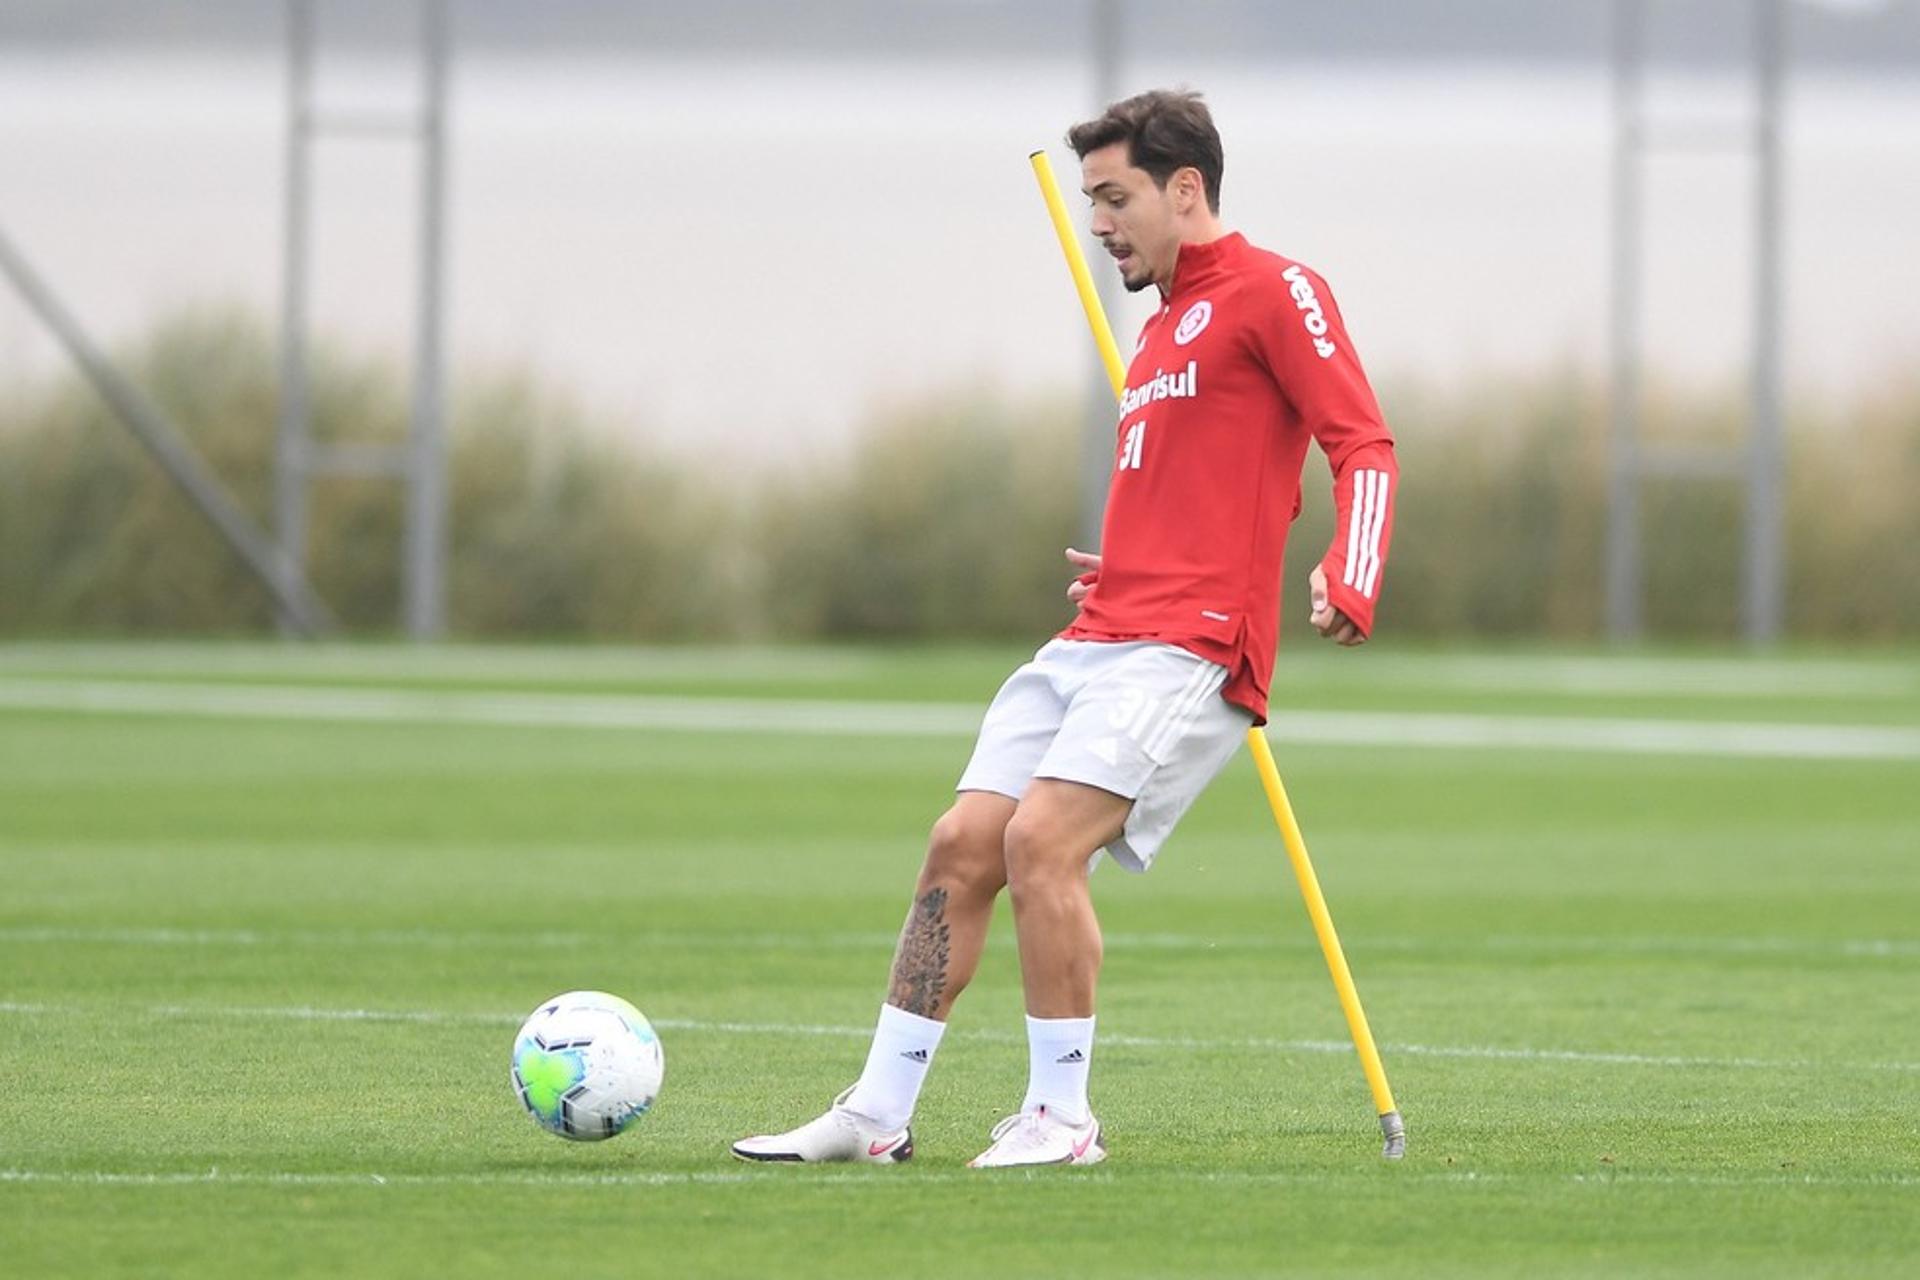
[{"left": 1175, "top": 167, "right": 1202, "bottom": 213}]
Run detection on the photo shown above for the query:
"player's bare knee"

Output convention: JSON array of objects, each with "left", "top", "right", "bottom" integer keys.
[
  {"left": 921, "top": 806, "right": 1008, "bottom": 902},
  {"left": 1001, "top": 814, "right": 1088, "bottom": 906}
]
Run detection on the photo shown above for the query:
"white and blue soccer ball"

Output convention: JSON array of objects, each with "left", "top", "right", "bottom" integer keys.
[{"left": 511, "top": 991, "right": 664, "bottom": 1141}]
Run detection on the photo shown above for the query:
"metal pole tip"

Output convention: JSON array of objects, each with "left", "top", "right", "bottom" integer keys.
[{"left": 1379, "top": 1110, "right": 1407, "bottom": 1160}]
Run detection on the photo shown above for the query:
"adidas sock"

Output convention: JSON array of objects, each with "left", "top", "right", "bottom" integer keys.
[
  {"left": 844, "top": 1003, "right": 946, "bottom": 1131},
  {"left": 1021, "top": 1014, "right": 1095, "bottom": 1125}
]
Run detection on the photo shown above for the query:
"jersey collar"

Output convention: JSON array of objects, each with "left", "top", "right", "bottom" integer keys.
[{"left": 1162, "top": 231, "right": 1247, "bottom": 301}]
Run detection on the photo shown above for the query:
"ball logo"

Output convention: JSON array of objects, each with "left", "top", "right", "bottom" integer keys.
[{"left": 1173, "top": 300, "right": 1212, "bottom": 347}]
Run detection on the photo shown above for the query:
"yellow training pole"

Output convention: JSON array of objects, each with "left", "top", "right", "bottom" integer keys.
[
  {"left": 1029, "top": 148, "right": 1406, "bottom": 1159},
  {"left": 1030, "top": 151, "right": 1129, "bottom": 401},
  {"left": 1245, "top": 732, "right": 1405, "bottom": 1156}
]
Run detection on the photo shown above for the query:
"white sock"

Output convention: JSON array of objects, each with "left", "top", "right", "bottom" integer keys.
[
  {"left": 1021, "top": 1014, "right": 1095, "bottom": 1125},
  {"left": 844, "top": 1003, "right": 946, "bottom": 1131}
]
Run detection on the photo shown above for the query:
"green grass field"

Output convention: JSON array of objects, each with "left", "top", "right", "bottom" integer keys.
[{"left": 1, "top": 642, "right": 1916, "bottom": 1278}]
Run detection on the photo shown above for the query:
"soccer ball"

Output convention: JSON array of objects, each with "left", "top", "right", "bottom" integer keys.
[{"left": 511, "top": 990, "right": 665, "bottom": 1141}]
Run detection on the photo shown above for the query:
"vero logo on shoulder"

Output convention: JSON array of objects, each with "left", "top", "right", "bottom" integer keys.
[{"left": 1282, "top": 265, "right": 1337, "bottom": 360}]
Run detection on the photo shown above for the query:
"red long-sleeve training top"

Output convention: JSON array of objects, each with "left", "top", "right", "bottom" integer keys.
[{"left": 1061, "top": 231, "right": 1399, "bottom": 723}]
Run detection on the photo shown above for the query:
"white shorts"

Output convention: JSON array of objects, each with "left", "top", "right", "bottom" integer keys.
[{"left": 955, "top": 638, "right": 1253, "bottom": 873}]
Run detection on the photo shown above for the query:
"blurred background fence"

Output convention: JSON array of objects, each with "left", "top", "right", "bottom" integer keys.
[{"left": 2, "top": 1, "right": 1916, "bottom": 644}]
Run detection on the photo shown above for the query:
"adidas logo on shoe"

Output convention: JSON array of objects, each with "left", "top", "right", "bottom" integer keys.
[
  {"left": 1055, "top": 1048, "right": 1086, "bottom": 1064},
  {"left": 899, "top": 1048, "right": 931, "bottom": 1063}
]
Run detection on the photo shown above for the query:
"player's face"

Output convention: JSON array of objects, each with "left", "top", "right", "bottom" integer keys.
[{"left": 1081, "top": 143, "right": 1178, "bottom": 294}]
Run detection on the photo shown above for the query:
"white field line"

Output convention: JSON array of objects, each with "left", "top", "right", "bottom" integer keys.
[
  {"left": 0, "top": 999, "right": 1914, "bottom": 1074},
  {"left": 3, "top": 646, "right": 1912, "bottom": 700},
  {"left": 1271, "top": 709, "right": 1920, "bottom": 760},
  {"left": 1, "top": 1166, "right": 1916, "bottom": 1192},
  {"left": 1349, "top": 654, "right": 1920, "bottom": 700},
  {"left": 0, "top": 925, "right": 907, "bottom": 951},
  {"left": 0, "top": 678, "right": 982, "bottom": 737},
  {"left": 1485, "top": 933, "right": 1920, "bottom": 959},
  {"left": 2, "top": 677, "right": 1917, "bottom": 760},
  {"left": 2, "top": 923, "right": 1915, "bottom": 960},
  {"left": 0, "top": 644, "right": 883, "bottom": 684}
]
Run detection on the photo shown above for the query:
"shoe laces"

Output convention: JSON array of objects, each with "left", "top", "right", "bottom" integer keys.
[
  {"left": 833, "top": 1086, "right": 902, "bottom": 1138},
  {"left": 986, "top": 1107, "right": 1052, "bottom": 1150}
]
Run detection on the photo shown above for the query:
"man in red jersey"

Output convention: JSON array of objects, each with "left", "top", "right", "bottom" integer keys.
[{"left": 734, "top": 89, "right": 1397, "bottom": 1168}]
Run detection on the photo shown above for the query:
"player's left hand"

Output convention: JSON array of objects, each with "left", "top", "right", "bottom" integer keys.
[
  {"left": 1065, "top": 547, "right": 1102, "bottom": 605},
  {"left": 1308, "top": 565, "right": 1365, "bottom": 646}
]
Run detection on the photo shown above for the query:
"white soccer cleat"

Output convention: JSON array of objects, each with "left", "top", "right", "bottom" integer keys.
[
  {"left": 966, "top": 1106, "right": 1106, "bottom": 1168},
  {"left": 729, "top": 1086, "right": 914, "bottom": 1164}
]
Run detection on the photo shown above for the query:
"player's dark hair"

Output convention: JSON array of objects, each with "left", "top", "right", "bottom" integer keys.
[{"left": 1067, "top": 89, "right": 1223, "bottom": 214}]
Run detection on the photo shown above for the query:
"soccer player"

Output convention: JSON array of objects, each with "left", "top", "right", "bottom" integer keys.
[{"left": 732, "top": 89, "right": 1398, "bottom": 1168}]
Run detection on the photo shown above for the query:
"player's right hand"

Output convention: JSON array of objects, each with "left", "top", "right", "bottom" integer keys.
[
  {"left": 1308, "top": 565, "right": 1365, "bottom": 646},
  {"left": 1065, "top": 547, "right": 1102, "bottom": 605}
]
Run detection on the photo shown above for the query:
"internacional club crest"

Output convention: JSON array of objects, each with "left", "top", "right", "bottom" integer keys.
[{"left": 1174, "top": 299, "right": 1212, "bottom": 346}]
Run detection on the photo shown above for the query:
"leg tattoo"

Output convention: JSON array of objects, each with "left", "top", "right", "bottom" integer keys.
[{"left": 888, "top": 887, "right": 952, "bottom": 1018}]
